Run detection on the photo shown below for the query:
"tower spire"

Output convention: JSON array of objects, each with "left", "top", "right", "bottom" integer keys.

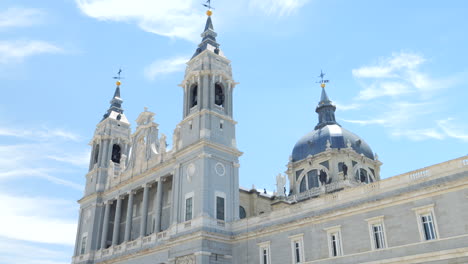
[
  {"left": 192, "top": 4, "right": 221, "bottom": 59},
  {"left": 102, "top": 69, "right": 124, "bottom": 120},
  {"left": 314, "top": 71, "right": 339, "bottom": 129}
]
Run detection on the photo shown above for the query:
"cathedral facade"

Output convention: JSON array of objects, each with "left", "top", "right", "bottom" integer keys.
[{"left": 72, "top": 13, "right": 468, "bottom": 264}]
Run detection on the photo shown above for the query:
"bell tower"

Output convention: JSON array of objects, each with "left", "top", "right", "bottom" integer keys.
[
  {"left": 172, "top": 10, "right": 242, "bottom": 227},
  {"left": 85, "top": 78, "right": 132, "bottom": 195}
]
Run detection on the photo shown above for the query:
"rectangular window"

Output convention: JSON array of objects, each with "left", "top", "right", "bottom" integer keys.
[
  {"left": 324, "top": 225, "right": 343, "bottom": 257},
  {"left": 289, "top": 234, "right": 304, "bottom": 263},
  {"left": 80, "top": 235, "right": 87, "bottom": 255},
  {"left": 421, "top": 213, "right": 437, "bottom": 240},
  {"left": 366, "top": 216, "right": 387, "bottom": 250},
  {"left": 216, "top": 196, "right": 225, "bottom": 221},
  {"left": 258, "top": 241, "right": 271, "bottom": 264},
  {"left": 185, "top": 197, "right": 193, "bottom": 221},
  {"left": 330, "top": 232, "right": 342, "bottom": 256},
  {"left": 413, "top": 204, "right": 439, "bottom": 242},
  {"left": 372, "top": 224, "right": 385, "bottom": 249}
]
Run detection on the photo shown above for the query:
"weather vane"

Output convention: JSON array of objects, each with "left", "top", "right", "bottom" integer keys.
[
  {"left": 202, "top": 0, "right": 214, "bottom": 10},
  {"left": 317, "top": 70, "right": 329, "bottom": 88},
  {"left": 113, "top": 68, "right": 124, "bottom": 86}
]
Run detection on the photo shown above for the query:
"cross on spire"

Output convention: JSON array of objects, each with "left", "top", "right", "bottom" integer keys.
[
  {"left": 317, "top": 70, "right": 329, "bottom": 86},
  {"left": 202, "top": 0, "right": 214, "bottom": 10},
  {"left": 113, "top": 68, "right": 124, "bottom": 81}
]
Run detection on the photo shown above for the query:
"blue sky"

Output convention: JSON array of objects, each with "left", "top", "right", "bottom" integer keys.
[{"left": 0, "top": 0, "right": 467, "bottom": 263}]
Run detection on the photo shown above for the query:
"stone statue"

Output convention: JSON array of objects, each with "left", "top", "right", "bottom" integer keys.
[
  {"left": 120, "top": 154, "right": 127, "bottom": 172},
  {"left": 108, "top": 160, "right": 115, "bottom": 178},
  {"left": 326, "top": 139, "right": 331, "bottom": 150},
  {"left": 347, "top": 139, "right": 352, "bottom": 148},
  {"left": 276, "top": 173, "right": 287, "bottom": 197},
  {"left": 172, "top": 125, "right": 181, "bottom": 151},
  {"left": 319, "top": 169, "right": 327, "bottom": 185},
  {"left": 159, "top": 133, "right": 167, "bottom": 154},
  {"left": 342, "top": 163, "right": 348, "bottom": 177}
]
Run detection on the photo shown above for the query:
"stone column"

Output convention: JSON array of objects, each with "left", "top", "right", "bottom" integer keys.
[
  {"left": 112, "top": 197, "right": 122, "bottom": 246},
  {"left": 99, "top": 139, "right": 108, "bottom": 167},
  {"left": 124, "top": 191, "right": 134, "bottom": 242},
  {"left": 153, "top": 179, "right": 163, "bottom": 233},
  {"left": 140, "top": 184, "right": 150, "bottom": 237},
  {"left": 100, "top": 201, "right": 111, "bottom": 249},
  {"left": 171, "top": 171, "right": 179, "bottom": 225}
]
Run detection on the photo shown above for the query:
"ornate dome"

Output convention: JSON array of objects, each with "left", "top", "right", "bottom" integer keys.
[
  {"left": 291, "top": 86, "right": 374, "bottom": 162},
  {"left": 292, "top": 124, "right": 374, "bottom": 162}
]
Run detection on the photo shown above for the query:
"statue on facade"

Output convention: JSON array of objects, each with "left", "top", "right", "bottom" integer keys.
[
  {"left": 276, "top": 173, "right": 287, "bottom": 197},
  {"left": 319, "top": 169, "right": 327, "bottom": 185}
]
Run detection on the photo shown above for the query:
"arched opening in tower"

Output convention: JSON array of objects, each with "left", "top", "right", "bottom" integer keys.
[
  {"left": 111, "top": 144, "right": 121, "bottom": 164},
  {"left": 215, "top": 83, "right": 225, "bottom": 107}
]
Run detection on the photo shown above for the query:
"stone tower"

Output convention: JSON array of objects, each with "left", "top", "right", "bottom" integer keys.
[
  {"left": 172, "top": 13, "right": 241, "bottom": 226},
  {"left": 74, "top": 82, "right": 131, "bottom": 256}
]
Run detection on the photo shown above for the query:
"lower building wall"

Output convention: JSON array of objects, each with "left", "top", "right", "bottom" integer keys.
[{"left": 232, "top": 186, "right": 468, "bottom": 264}]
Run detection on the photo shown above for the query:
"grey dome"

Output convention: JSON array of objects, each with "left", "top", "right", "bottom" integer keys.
[{"left": 291, "top": 124, "right": 374, "bottom": 162}]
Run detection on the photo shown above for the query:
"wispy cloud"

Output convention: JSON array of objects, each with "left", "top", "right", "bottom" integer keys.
[
  {"left": 0, "top": 237, "right": 71, "bottom": 264},
  {"left": 343, "top": 51, "right": 468, "bottom": 142},
  {"left": 75, "top": 0, "right": 310, "bottom": 42},
  {"left": 437, "top": 118, "right": 468, "bottom": 142},
  {"left": 0, "top": 125, "right": 86, "bottom": 190},
  {"left": 0, "top": 7, "right": 45, "bottom": 29},
  {"left": 0, "top": 127, "right": 82, "bottom": 142},
  {"left": 249, "top": 0, "right": 310, "bottom": 16},
  {"left": 0, "top": 193, "right": 77, "bottom": 245},
  {"left": 0, "top": 40, "right": 62, "bottom": 64},
  {"left": 144, "top": 56, "right": 189, "bottom": 80},
  {"left": 75, "top": 0, "right": 204, "bottom": 42}
]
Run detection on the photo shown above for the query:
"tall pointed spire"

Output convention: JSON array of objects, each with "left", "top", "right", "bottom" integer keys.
[
  {"left": 314, "top": 71, "right": 339, "bottom": 130},
  {"left": 102, "top": 71, "right": 124, "bottom": 120},
  {"left": 192, "top": 10, "right": 221, "bottom": 59}
]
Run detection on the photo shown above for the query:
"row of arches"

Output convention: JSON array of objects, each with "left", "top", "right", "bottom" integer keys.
[
  {"left": 189, "top": 83, "right": 225, "bottom": 108},
  {"left": 296, "top": 163, "right": 376, "bottom": 194}
]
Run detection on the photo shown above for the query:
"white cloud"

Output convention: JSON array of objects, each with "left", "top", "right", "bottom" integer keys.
[
  {"left": 75, "top": 0, "right": 204, "bottom": 42},
  {"left": 390, "top": 129, "right": 445, "bottom": 141},
  {"left": 144, "top": 56, "right": 189, "bottom": 80},
  {"left": 0, "top": 40, "right": 62, "bottom": 64},
  {"left": 0, "top": 125, "right": 86, "bottom": 190},
  {"left": 0, "top": 127, "right": 82, "bottom": 142},
  {"left": 352, "top": 52, "right": 425, "bottom": 79},
  {"left": 0, "top": 168, "right": 83, "bottom": 191},
  {"left": 75, "top": 0, "right": 310, "bottom": 42},
  {"left": 0, "top": 237, "right": 70, "bottom": 264},
  {"left": 0, "top": 193, "right": 77, "bottom": 245},
  {"left": 0, "top": 7, "right": 45, "bottom": 29},
  {"left": 249, "top": 0, "right": 310, "bottom": 16},
  {"left": 437, "top": 118, "right": 468, "bottom": 142},
  {"left": 334, "top": 102, "right": 361, "bottom": 111},
  {"left": 352, "top": 52, "right": 431, "bottom": 100}
]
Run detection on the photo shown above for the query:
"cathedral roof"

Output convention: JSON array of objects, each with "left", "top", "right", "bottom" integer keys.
[{"left": 291, "top": 86, "right": 374, "bottom": 162}]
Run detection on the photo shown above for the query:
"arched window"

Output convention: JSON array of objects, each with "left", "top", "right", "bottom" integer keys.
[
  {"left": 300, "top": 177, "right": 307, "bottom": 193},
  {"left": 111, "top": 144, "right": 121, "bottom": 163},
  {"left": 93, "top": 144, "right": 99, "bottom": 164},
  {"left": 307, "top": 170, "right": 319, "bottom": 189},
  {"left": 190, "top": 84, "right": 198, "bottom": 107},
  {"left": 239, "top": 206, "right": 246, "bottom": 219},
  {"left": 359, "top": 168, "right": 370, "bottom": 183},
  {"left": 215, "top": 83, "right": 225, "bottom": 107}
]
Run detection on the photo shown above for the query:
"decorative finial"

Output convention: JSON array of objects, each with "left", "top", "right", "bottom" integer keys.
[
  {"left": 203, "top": 0, "right": 214, "bottom": 16},
  {"left": 113, "top": 68, "right": 124, "bottom": 87},
  {"left": 317, "top": 70, "right": 329, "bottom": 88}
]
